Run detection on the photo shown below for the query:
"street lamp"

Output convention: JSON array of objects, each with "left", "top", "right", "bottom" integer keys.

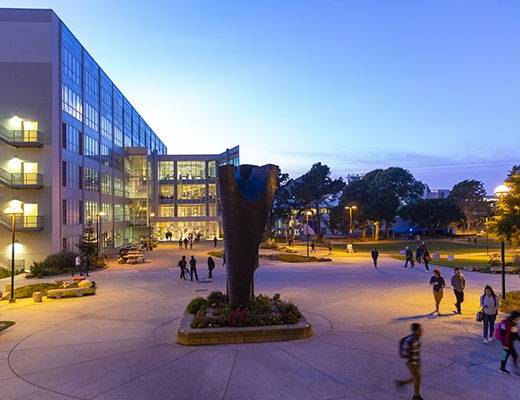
[
  {"left": 149, "top": 212, "right": 155, "bottom": 240},
  {"left": 345, "top": 206, "right": 357, "bottom": 243},
  {"left": 4, "top": 199, "right": 24, "bottom": 303},
  {"left": 305, "top": 211, "right": 312, "bottom": 258},
  {"left": 494, "top": 184, "right": 510, "bottom": 300},
  {"left": 97, "top": 210, "right": 106, "bottom": 257}
]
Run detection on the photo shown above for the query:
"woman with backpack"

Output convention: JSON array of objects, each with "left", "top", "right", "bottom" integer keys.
[
  {"left": 499, "top": 310, "right": 520, "bottom": 374},
  {"left": 480, "top": 285, "right": 499, "bottom": 344}
]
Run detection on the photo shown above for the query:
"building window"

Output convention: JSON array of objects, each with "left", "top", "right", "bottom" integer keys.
[
  {"left": 62, "top": 47, "right": 81, "bottom": 86},
  {"left": 62, "top": 84, "right": 83, "bottom": 121},
  {"left": 84, "top": 134, "right": 98, "bottom": 161},
  {"left": 178, "top": 205, "right": 206, "bottom": 217},
  {"left": 101, "top": 174, "right": 113, "bottom": 195},
  {"left": 159, "top": 161, "right": 174, "bottom": 180},
  {"left": 84, "top": 168, "right": 99, "bottom": 192},
  {"left": 84, "top": 102, "right": 99, "bottom": 131}
]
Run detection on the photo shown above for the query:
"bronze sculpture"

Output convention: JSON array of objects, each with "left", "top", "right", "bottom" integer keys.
[{"left": 219, "top": 164, "right": 279, "bottom": 309}]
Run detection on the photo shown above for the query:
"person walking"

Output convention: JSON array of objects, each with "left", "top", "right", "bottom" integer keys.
[
  {"left": 328, "top": 241, "right": 333, "bottom": 255},
  {"left": 480, "top": 285, "right": 499, "bottom": 344},
  {"left": 499, "top": 310, "right": 520, "bottom": 374},
  {"left": 178, "top": 255, "right": 187, "bottom": 281},
  {"left": 404, "top": 247, "right": 415, "bottom": 268},
  {"left": 178, "top": 237, "right": 183, "bottom": 249},
  {"left": 415, "top": 245, "right": 422, "bottom": 263},
  {"left": 421, "top": 243, "right": 430, "bottom": 271},
  {"left": 450, "top": 268, "right": 465, "bottom": 314},
  {"left": 371, "top": 247, "right": 379, "bottom": 269},
  {"left": 429, "top": 268, "right": 445, "bottom": 315},
  {"left": 311, "top": 241, "right": 316, "bottom": 253},
  {"left": 85, "top": 256, "right": 90, "bottom": 277},
  {"left": 73, "top": 255, "right": 82, "bottom": 277},
  {"left": 213, "top": 236, "right": 218, "bottom": 247},
  {"left": 395, "top": 323, "right": 424, "bottom": 400},
  {"left": 207, "top": 256, "right": 215, "bottom": 281},
  {"left": 189, "top": 255, "right": 199, "bottom": 282}
]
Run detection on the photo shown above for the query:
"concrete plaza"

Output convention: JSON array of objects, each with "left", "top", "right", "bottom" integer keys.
[{"left": 1, "top": 240, "right": 519, "bottom": 399}]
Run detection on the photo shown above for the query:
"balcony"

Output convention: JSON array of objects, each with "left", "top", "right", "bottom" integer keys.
[
  {"left": 0, "top": 168, "right": 43, "bottom": 189},
  {"left": 0, "top": 124, "right": 43, "bottom": 147},
  {"left": 0, "top": 214, "right": 44, "bottom": 231}
]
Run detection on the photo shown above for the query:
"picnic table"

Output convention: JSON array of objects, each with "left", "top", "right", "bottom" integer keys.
[{"left": 118, "top": 251, "right": 146, "bottom": 264}]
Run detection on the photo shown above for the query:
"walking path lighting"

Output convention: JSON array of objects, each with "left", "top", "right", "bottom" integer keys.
[
  {"left": 305, "top": 211, "right": 312, "bottom": 258},
  {"left": 345, "top": 205, "right": 357, "bottom": 243},
  {"left": 4, "top": 198, "right": 24, "bottom": 303},
  {"left": 97, "top": 210, "right": 106, "bottom": 257},
  {"left": 494, "top": 184, "right": 510, "bottom": 300}
]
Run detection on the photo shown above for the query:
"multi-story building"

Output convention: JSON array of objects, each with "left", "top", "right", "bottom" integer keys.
[{"left": 0, "top": 8, "right": 238, "bottom": 270}]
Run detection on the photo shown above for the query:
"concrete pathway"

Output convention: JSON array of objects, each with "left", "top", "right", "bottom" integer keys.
[{"left": 1, "top": 240, "right": 519, "bottom": 399}]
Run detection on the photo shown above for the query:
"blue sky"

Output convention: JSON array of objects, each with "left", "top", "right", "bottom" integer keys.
[{"left": 2, "top": 0, "right": 519, "bottom": 193}]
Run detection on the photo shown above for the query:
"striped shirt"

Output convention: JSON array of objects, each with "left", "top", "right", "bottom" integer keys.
[{"left": 406, "top": 334, "right": 421, "bottom": 366}]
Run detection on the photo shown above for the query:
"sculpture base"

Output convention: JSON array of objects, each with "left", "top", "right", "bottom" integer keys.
[{"left": 176, "top": 312, "right": 312, "bottom": 346}]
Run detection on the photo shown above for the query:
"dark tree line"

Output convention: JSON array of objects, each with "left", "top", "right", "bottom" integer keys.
[{"left": 271, "top": 163, "right": 496, "bottom": 240}]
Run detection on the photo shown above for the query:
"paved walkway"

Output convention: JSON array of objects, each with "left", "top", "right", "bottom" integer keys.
[{"left": 1, "top": 240, "right": 519, "bottom": 400}]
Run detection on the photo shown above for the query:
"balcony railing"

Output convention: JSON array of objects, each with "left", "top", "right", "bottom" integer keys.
[
  {"left": 0, "top": 168, "right": 43, "bottom": 189},
  {"left": 0, "top": 124, "right": 43, "bottom": 147},
  {"left": 0, "top": 214, "right": 44, "bottom": 231}
]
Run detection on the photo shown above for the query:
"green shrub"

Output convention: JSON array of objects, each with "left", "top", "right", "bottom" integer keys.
[
  {"left": 186, "top": 297, "right": 208, "bottom": 314},
  {"left": 188, "top": 292, "right": 303, "bottom": 329},
  {"left": 501, "top": 290, "right": 520, "bottom": 313},
  {"left": 29, "top": 251, "right": 77, "bottom": 277},
  {"left": 207, "top": 290, "right": 228, "bottom": 307}
]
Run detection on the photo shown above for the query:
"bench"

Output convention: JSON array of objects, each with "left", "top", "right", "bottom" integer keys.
[
  {"left": 47, "top": 287, "right": 90, "bottom": 299},
  {"left": 118, "top": 253, "right": 146, "bottom": 264}
]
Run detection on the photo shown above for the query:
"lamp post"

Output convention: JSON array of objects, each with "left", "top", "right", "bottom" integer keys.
[
  {"left": 4, "top": 199, "right": 24, "bottom": 303},
  {"left": 149, "top": 212, "right": 155, "bottom": 240},
  {"left": 97, "top": 210, "right": 106, "bottom": 257},
  {"left": 305, "top": 211, "right": 312, "bottom": 258},
  {"left": 494, "top": 184, "right": 510, "bottom": 300},
  {"left": 345, "top": 206, "right": 357, "bottom": 243}
]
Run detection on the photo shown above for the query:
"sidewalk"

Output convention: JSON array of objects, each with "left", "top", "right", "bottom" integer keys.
[{"left": 1, "top": 240, "right": 519, "bottom": 399}]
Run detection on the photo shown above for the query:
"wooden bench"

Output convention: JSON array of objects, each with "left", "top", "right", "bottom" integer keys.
[{"left": 47, "top": 287, "right": 90, "bottom": 299}]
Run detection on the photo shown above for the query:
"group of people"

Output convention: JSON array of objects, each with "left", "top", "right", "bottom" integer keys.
[
  {"left": 427, "top": 267, "right": 466, "bottom": 316},
  {"left": 403, "top": 242, "right": 430, "bottom": 270},
  {"left": 73, "top": 254, "right": 90, "bottom": 277},
  {"left": 177, "top": 255, "right": 215, "bottom": 282},
  {"left": 395, "top": 244, "right": 519, "bottom": 399}
]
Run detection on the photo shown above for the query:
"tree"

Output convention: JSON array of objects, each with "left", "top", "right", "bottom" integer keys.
[
  {"left": 491, "top": 165, "right": 520, "bottom": 246},
  {"left": 291, "top": 163, "right": 345, "bottom": 241},
  {"left": 338, "top": 175, "right": 376, "bottom": 238},
  {"left": 75, "top": 220, "right": 98, "bottom": 262},
  {"left": 448, "top": 179, "right": 490, "bottom": 230},
  {"left": 399, "top": 199, "right": 464, "bottom": 234},
  {"left": 352, "top": 168, "right": 424, "bottom": 240}
]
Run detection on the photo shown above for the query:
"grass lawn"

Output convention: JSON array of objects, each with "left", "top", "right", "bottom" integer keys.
[{"left": 307, "top": 237, "right": 517, "bottom": 269}]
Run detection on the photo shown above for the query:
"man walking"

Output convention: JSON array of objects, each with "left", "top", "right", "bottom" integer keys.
[
  {"left": 451, "top": 267, "right": 466, "bottom": 314},
  {"left": 395, "top": 323, "right": 424, "bottom": 400},
  {"left": 189, "top": 255, "right": 199, "bottom": 282},
  {"left": 371, "top": 247, "right": 379, "bottom": 268},
  {"left": 404, "top": 247, "right": 415, "bottom": 268}
]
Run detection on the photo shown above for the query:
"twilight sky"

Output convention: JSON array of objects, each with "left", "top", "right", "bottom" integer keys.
[{"left": 2, "top": 0, "right": 519, "bottom": 194}]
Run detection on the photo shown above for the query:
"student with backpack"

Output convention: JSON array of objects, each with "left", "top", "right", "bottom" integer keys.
[
  {"left": 498, "top": 310, "right": 520, "bottom": 374},
  {"left": 480, "top": 285, "right": 499, "bottom": 344},
  {"left": 395, "top": 323, "right": 424, "bottom": 400}
]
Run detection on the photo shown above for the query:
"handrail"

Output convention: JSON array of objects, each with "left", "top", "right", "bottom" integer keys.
[{"left": 0, "top": 253, "right": 25, "bottom": 271}]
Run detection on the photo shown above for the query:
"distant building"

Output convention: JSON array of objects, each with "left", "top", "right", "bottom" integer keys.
[{"left": 0, "top": 8, "right": 237, "bottom": 269}]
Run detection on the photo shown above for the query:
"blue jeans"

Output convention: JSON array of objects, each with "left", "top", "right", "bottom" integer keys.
[{"left": 483, "top": 313, "right": 497, "bottom": 338}]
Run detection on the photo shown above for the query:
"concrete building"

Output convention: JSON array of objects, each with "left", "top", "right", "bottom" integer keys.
[{"left": 0, "top": 8, "right": 237, "bottom": 270}]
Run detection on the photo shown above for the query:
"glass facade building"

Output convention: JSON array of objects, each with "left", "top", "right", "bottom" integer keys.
[{"left": 0, "top": 8, "right": 238, "bottom": 268}]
